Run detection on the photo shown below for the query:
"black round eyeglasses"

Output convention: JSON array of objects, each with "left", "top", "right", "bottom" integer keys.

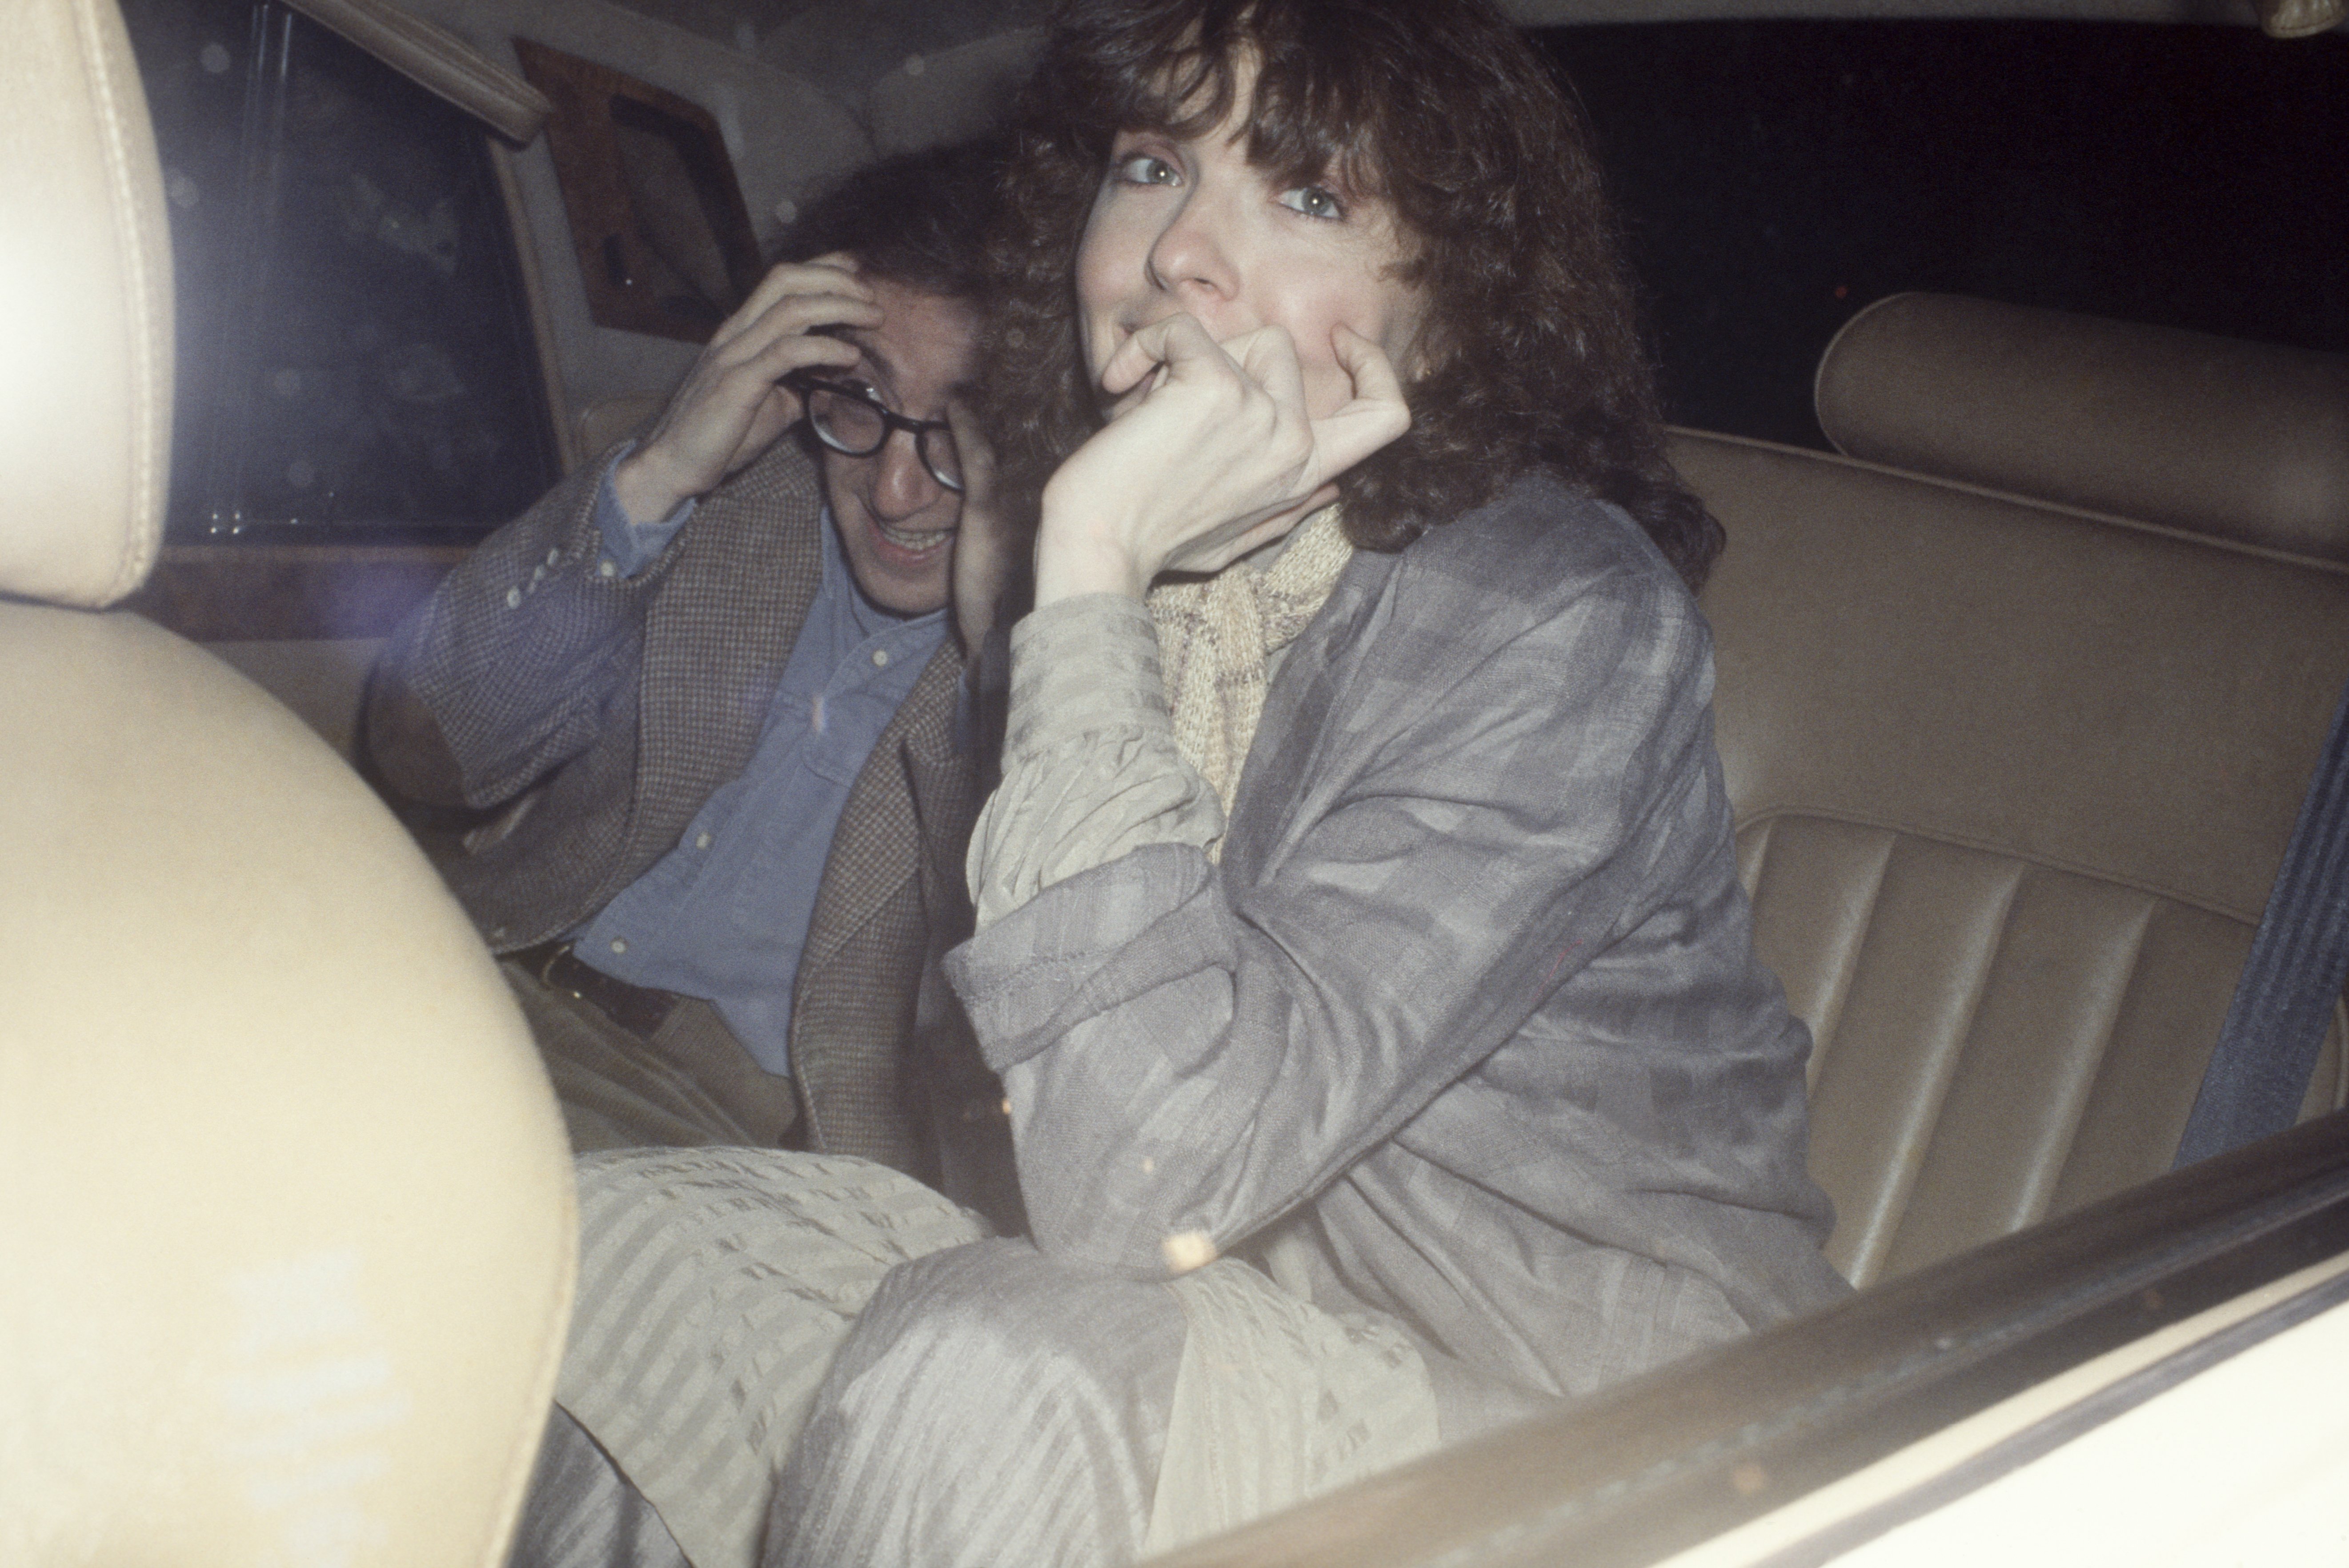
[{"left": 786, "top": 369, "right": 964, "bottom": 493}]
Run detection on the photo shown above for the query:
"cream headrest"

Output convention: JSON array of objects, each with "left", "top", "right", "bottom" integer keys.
[
  {"left": 1, "top": 0, "right": 173, "bottom": 607},
  {"left": 1816, "top": 293, "right": 2349, "bottom": 566},
  {"left": 1, "top": 608, "right": 577, "bottom": 1565}
]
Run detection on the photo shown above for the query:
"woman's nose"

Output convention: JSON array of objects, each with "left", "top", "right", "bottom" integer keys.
[
  {"left": 868, "top": 429, "right": 942, "bottom": 519},
  {"left": 1145, "top": 190, "right": 1238, "bottom": 302}
]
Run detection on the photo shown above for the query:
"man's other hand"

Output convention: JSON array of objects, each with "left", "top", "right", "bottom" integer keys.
[{"left": 945, "top": 397, "right": 1015, "bottom": 658}]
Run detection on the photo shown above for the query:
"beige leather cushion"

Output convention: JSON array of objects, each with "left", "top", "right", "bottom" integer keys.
[
  {"left": 1, "top": 0, "right": 172, "bottom": 608},
  {"left": 1683, "top": 431, "right": 2349, "bottom": 1287},
  {"left": 576, "top": 394, "right": 662, "bottom": 465},
  {"left": 1816, "top": 294, "right": 2349, "bottom": 567},
  {"left": 208, "top": 636, "right": 388, "bottom": 760},
  {"left": 0, "top": 606, "right": 575, "bottom": 1567}
]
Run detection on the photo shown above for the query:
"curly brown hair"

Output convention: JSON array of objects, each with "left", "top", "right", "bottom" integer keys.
[
  {"left": 773, "top": 136, "right": 1009, "bottom": 298},
  {"left": 981, "top": 0, "right": 1723, "bottom": 590}
]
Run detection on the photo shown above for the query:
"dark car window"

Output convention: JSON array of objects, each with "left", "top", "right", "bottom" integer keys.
[
  {"left": 121, "top": 0, "right": 559, "bottom": 541},
  {"left": 1536, "top": 20, "right": 2349, "bottom": 449}
]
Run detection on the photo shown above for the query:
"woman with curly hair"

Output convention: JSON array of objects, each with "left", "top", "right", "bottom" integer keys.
[{"left": 520, "top": 2, "right": 1846, "bottom": 1565}]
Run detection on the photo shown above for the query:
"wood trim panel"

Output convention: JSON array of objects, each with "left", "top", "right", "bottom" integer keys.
[{"left": 512, "top": 37, "right": 760, "bottom": 345}]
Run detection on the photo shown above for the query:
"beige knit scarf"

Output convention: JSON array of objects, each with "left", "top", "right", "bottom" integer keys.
[{"left": 1146, "top": 504, "right": 1354, "bottom": 820}]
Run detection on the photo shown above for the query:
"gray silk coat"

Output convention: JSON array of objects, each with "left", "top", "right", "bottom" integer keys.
[{"left": 949, "top": 474, "right": 1848, "bottom": 1414}]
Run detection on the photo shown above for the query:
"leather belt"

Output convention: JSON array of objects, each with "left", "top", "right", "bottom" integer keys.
[{"left": 510, "top": 940, "right": 681, "bottom": 1039}]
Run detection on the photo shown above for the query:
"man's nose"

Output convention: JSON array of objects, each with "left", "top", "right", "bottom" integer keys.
[{"left": 868, "top": 429, "right": 944, "bottom": 520}]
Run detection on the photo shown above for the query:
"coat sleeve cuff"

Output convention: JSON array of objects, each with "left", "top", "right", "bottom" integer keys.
[
  {"left": 590, "top": 441, "right": 696, "bottom": 577},
  {"left": 1003, "top": 593, "right": 1170, "bottom": 758}
]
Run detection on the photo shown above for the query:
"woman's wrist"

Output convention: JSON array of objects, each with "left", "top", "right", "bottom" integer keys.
[{"left": 1034, "top": 504, "right": 1151, "bottom": 604}]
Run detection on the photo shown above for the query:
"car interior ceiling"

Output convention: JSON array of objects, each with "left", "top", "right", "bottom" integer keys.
[{"left": 8, "top": 0, "right": 2348, "bottom": 1556}]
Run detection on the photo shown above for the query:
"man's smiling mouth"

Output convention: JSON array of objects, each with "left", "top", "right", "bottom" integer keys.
[{"left": 875, "top": 518, "right": 953, "bottom": 554}]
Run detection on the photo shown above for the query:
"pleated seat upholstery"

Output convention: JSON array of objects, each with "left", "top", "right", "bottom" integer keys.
[{"left": 1682, "top": 295, "right": 2349, "bottom": 1286}]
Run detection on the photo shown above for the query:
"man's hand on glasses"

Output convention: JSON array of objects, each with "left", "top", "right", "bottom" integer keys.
[{"left": 611, "top": 252, "right": 878, "bottom": 528}]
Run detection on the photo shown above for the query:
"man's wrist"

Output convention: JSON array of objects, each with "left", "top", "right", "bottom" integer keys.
[
  {"left": 610, "top": 445, "right": 693, "bottom": 529},
  {"left": 593, "top": 442, "right": 696, "bottom": 578}
]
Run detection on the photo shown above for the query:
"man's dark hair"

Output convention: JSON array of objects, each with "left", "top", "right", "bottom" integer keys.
[
  {"left": 774, "top": 136, "right": 1010, "bottom": 301},
  {"left": 982, "top": 0, "right": 1724, "bottom": 590}
]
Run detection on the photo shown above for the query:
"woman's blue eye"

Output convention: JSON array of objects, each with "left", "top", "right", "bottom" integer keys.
[
  {"left": 1279, "top": 185, "right": 1345, "bottom": 221},
  {"left": 1114, "top": 154, "right": 1179, "bottom": 186}
]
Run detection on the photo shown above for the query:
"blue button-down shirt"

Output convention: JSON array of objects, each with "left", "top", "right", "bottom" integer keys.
[{"left": 571, "top": 462, "right": 947, "bottom": 1075}]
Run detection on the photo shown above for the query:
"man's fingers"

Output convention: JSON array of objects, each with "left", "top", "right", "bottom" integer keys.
[
  {"left": 707, "top": 290, "right": 882, "bottom": 374},
  {"left": 705, "top": 265, "right": 876, "bottom": 363},
  {"left": 724, "top": 328, "right": 863, "bottom": 420},
  {"left": 943, "top": 398, "right": 998, "bottom": 501},
  {"left": 718, "top": 256, "right": 872, "bottom": 342}
]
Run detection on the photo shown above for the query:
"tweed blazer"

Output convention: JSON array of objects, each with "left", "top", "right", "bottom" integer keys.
[
  {"left": 368, "top": 438, "right": 983, "bottom": 1171},
  {"left": 950, "top": 474, "right": 1847, "bottom": 1416}
]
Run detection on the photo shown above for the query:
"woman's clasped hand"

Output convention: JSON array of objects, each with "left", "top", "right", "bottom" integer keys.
[{"left": 1035, "top": 314, "right": 1411, "bottom": 602}]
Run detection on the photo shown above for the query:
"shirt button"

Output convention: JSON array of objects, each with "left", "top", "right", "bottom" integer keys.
[
  {"left": 546, "top": 547, "right": 561, "bottom": 567},
  {"left": 598, "top": 559, "right": 618, "bottom": 578},
  {"left": 608, "top": 937, "right": 628, "bottom": 955},
  {"left": 871, "top": 648, "right": 890, "bottom": 667},
  {"left": 695, "top": 832, "right": 713, "bottom": 850},
  {"left": 505, "top": 587, "right": 522, "bottom": 609}
]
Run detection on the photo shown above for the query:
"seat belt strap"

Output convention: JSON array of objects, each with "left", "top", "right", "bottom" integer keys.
[{"left": 2175, "top": 675, "right": 2349, "bottom": 1167}]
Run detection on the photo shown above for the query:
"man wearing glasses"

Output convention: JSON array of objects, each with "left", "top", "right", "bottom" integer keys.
[{"left": 367, "top": 141, "right": 1017, "bottom": 1215}]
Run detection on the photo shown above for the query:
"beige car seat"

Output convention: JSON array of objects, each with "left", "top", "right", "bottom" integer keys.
[
  {"left": 0, "top": 1, "right": 575, "bottom": 1563},
  {"left": 1685, "top": 293, "right": 2349, "bottom": 1288}
]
